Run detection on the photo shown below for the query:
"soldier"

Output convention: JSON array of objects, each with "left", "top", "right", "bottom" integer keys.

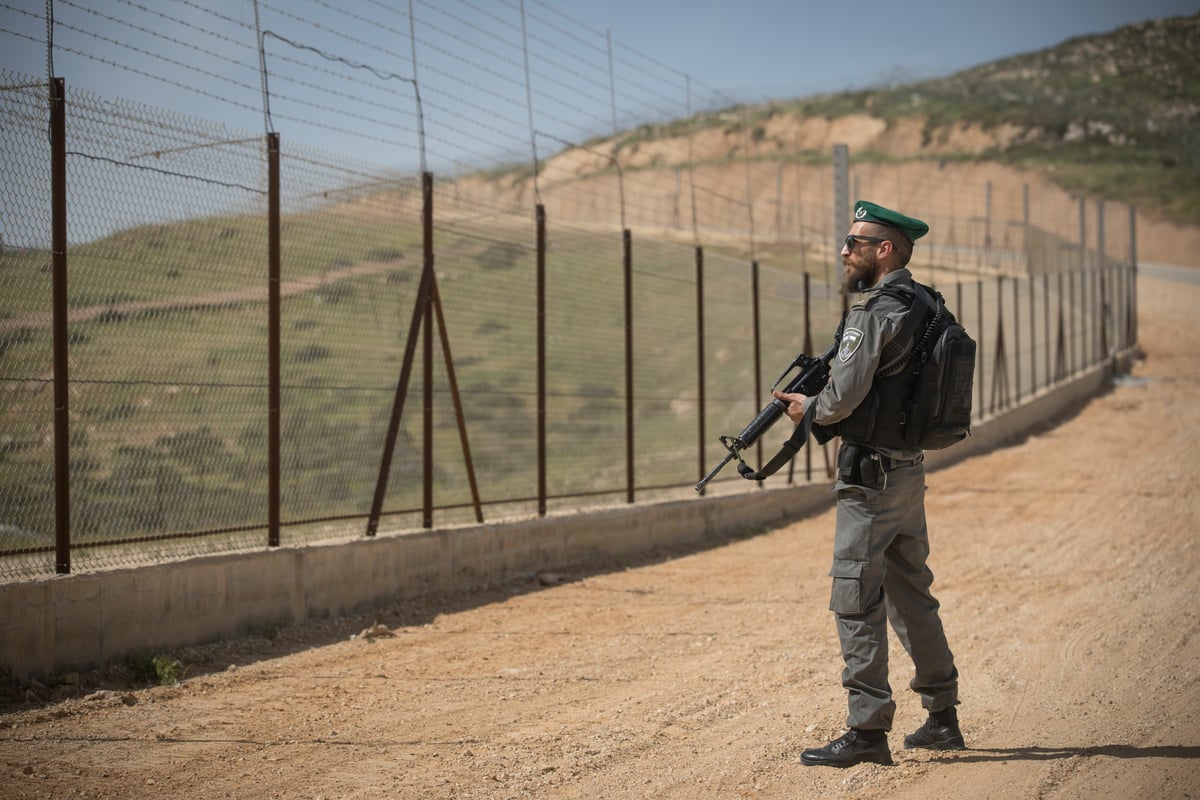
[{"left": 774, "top": 200, "right": 965, "bottom": 768}]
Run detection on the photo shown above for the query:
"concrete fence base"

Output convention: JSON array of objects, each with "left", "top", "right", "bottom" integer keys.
[{"left": 0, "top": 348, "right": 1137, "bottom": 679}]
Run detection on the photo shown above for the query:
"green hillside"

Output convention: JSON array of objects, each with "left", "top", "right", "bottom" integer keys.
[{"left": 636, "top": 12, "right": 1200, "bottom": 226}]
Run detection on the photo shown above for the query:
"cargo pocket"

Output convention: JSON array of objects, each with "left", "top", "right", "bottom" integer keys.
[{"left": 828, "top": 558, "right": 867, "bottom": 614}]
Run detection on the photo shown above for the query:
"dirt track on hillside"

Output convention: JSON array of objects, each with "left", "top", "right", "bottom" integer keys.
[{"left": 1, "top": 271, "right": 1198, "bottom": 798}]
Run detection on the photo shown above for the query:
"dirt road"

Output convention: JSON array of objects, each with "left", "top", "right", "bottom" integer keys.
[{"left": 1, "top": 271, "right": 1197, "bottom": 799}]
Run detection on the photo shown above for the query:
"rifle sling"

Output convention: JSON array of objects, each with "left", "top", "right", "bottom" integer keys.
[{"left": 739, "top": 401, "right": 819, "bottom": 481}]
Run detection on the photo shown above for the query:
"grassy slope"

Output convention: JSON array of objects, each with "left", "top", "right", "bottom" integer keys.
[{"left": 613, "top": 13, "right": 1200, "bottom": 227}]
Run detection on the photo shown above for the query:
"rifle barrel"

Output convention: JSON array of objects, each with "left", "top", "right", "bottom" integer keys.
[{"left": 695, "top": 450, "right": 736, "bottom": 494}]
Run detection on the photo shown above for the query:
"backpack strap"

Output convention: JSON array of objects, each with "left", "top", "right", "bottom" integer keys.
[{"left": 874, "top": 283, "right": 934, "bottom": 377}]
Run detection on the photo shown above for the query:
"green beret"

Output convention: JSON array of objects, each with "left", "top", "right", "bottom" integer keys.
[{"left": 853, "top": 200, "right": 929, "bottom": 243}]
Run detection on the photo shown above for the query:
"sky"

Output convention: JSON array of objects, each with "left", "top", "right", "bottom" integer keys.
[
  {"left": 564, "top": 0, "right": 1197, "bottom": 101},
  {"left": 0, "top": 0, "right": 1196, "bottom": 181}
]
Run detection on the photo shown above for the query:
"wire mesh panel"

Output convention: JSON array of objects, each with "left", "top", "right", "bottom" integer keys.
[
  {"left": 0, "top": 74, "right": 55, "bottom": 578},
  {"left": 274, "top": 148, "right": 427, "bottom": 538},
  {"left": 62, "top": 88, "right": 270, "bottom": 569},
  {"left": 540, "top": 221, "right": 629, "bottom": 505},
  {"left": 628, "top": 235, "right": 701, "bottom": 495}
]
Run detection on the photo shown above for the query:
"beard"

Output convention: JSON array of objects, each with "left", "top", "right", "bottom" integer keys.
[{"left": 840, "top": 251, "right": 879, "bottom": 295}]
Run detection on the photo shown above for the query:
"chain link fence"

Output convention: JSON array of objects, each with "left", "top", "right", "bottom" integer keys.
[{"left": 0, "top": 65, "right": 1137, "bottom": 581}]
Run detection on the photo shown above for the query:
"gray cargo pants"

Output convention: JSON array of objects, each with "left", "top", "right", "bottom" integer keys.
[{"left": 829, "top": 448, "right": 959, "bottom": 732}]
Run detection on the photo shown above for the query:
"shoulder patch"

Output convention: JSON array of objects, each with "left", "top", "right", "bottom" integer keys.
[{"left": 838, "top": 327, "right": 865, "bottom": 363}]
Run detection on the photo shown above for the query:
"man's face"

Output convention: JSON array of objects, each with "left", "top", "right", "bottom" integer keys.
[{"left": 840, "top": 224, "right": 884, "bottom": 294}]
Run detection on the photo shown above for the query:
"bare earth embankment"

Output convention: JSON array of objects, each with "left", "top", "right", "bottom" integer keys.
[{"left": 1, "top": 270, "right": 1197, "bottom": 798}]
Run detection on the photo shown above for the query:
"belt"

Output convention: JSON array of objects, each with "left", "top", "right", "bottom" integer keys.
[{"left": 874, "top": 453, "right": 924, "bottom": 471}]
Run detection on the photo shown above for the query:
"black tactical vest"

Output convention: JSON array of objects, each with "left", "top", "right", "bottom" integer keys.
[{"left": 827, "top": 284, "right": 926, "bottom": 450}]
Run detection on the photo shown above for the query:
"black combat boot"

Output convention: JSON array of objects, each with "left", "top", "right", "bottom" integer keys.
[
  {"left": 903, "top": 706, "right": 965, "bottom": 750},
  {"left": 800, "top": 728, "right": 893, "bottom": 767}
]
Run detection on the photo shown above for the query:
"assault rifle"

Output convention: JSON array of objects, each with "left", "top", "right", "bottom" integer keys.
[{"left": 695, "top": 340, "right": 838, "bottom": 494}]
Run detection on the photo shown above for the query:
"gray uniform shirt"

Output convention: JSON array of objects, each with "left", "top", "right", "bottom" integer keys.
[{"left": 803, "top": 268, "right": 924, "bottom": 460}]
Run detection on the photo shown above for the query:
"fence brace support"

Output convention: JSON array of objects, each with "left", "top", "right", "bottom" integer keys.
[{"left": 367, "top": 172, "right": 481, "bottom": 535}]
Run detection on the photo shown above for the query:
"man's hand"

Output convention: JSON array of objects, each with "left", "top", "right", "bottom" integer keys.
[{"left": 772, "top": 390, "right": 808, "bottom": 423}]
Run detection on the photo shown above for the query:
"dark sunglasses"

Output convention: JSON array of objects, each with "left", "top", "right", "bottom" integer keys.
[{"left": 843, "top": 234, "right": 888, "bottom": 250}]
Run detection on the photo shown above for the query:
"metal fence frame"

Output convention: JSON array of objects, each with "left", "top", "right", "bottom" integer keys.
[{"left": 0, "top": 75, "right": 1138, "bottom": 581}]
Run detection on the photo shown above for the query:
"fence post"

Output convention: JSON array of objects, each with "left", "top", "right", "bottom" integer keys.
[
  {"left": 956, "top": 282, "right": 969, "bottom": 422},
  {"left": 1028, "top": 276, "right": 1036, "bottom": 395},
  {"left": 1096, "top": 200, "right": 1106, "bottom": 364},
  {"left": 976, "top": 280, "right": 984, "bottom": 419},
  {"left": 1080, "top": 199, "right": 1089, "bottom": 376},
  {"left": 1100, "top": 264, "right": 1110, "bottom": 359},
  {"left": 51, "top": 78, "right": 70, "bottom": 574},
  {"left": 1044, "top": 273, "right": 1052, "bottom": 387},
  {"left": 1013, "top": 274, "right": 1021, "bottom": 403},
  {"left": 803, "top": 271, "right": 814, "bottom": 483},
  {"left": 624, "top": 228, "right": 634, "bottom": 503},
  {"left": 1068, "top": 269, "right": 1076, "bottom": 375},
  {"left": 695, "top": 245, "right": 706, "bottom": 484},
  {"left": 1128, "top": 205, "right": 1138, "bottom": 346},
  {"left": 366, "top": 172, "right": 435, "bottom": 537},
  {"left": 422, "top": 172, "right": 434, "bottom": 527},
  {"left": 267, "top": 132, "right": 281, "bottom": 547},
  {"left": 750, "top": 259, "right": 763, "bottom": 471},
  {"left": 537, "top": 204, "right": 547, "bottom": 516}
]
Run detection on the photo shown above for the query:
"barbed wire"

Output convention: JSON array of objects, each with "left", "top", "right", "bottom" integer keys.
[
  {"left": 7, "top": 0, "right": 746, "bottom": 181},
  {"left": 65, "top": 149, "right": 265, "bottom": 193}
]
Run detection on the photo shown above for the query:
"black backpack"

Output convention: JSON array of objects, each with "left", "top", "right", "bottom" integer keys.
[
  {"left": 892, "top": 283, "right": 976, "bottom": 450},
  {"left": 819, "top": 282, "right": 976, "bottom": 452},
  {"left": 749, "top": 282, "right": 975, "bottom": 482}
]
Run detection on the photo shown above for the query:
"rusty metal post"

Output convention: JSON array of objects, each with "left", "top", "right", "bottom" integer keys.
[
  {"left": 1055, "top": 272, "right": 1068, "bottom": 381},
  {"left": 422, "top": 172, "right": 434, "bottom": 528},
  {"left": 750, "top": 260, "right": 763, "bottom": 471},
  {"left": 1044, "top": 273, "right": 1052, "bottom": 387},
  {"left": 1029, "top": 275, "right": 1036, "bottom": 395},
  {"left": 536, "top": 204, "right": 547, "bottom": 516},
  {"left": 1096, "top": 200, "right": 1107, "bottom": 361},
  {"left": 366, "top": 173, "right": 435, "bottom": 537},
  {"left": 1068, "top": 269, "right": 1076, "bottom": 376},
  {"left": 267, "top": 132, "right": 281, "bottom": 547},
  {"left": 623, "top": 228, "right": 634, "bottom": 503},
  {"left": 1128, "top": 205, "right": 1138, "bottom": 346},
  {"left": 695, "top": 245, "right": 706, "bottom": 484},
  {"left": 1012, "top": 275, "right": 1021, "bottom": 403},
  {"left": 50, "top": 78, "right": 70, "bottom": 574},
  {"left": 802, "top": 271, "right": 814, "bottom": 483},
  {"left": 976, "top": 280, "right": 984, "bottom": 419},
  {"left": 956, "top": 282, "right": 967, "bottom": 421}
]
